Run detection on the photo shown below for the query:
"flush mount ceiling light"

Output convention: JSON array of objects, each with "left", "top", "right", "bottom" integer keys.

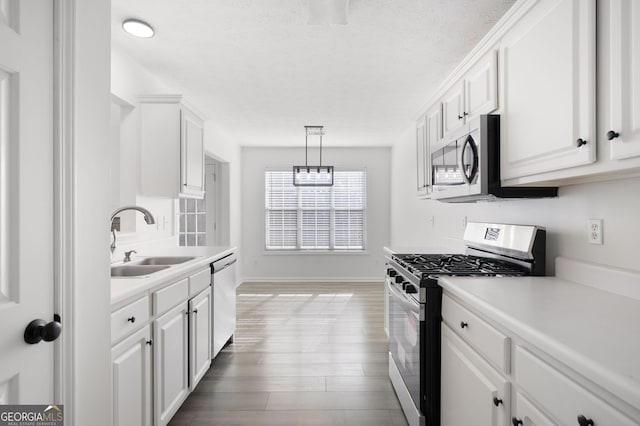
[
  {"left": 308, "top": 0, "right": 349, "bottom": 25},
  {"left": 293, "top": 126, "right": 334, "bottom": 186},
  {"left": 122, "top": 19, "right": 155, "bottom": 38}
]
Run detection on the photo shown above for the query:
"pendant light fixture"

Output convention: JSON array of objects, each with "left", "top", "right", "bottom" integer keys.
[{"left": 293, "top": 126, "right": 334, "bottom": 186}]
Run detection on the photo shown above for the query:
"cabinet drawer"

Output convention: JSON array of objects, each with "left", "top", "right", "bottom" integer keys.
[
  {"left": 189, "top": 267, "right": 210, "bottom": 297},
  {"left": 515, "top": 346, "right": 637, "bottom": 426},
  {"left": 111, "top": 296, "right": 150, "bottom": 343},
  {"left": 442, "top": 295, "right": 510, "bottom": 373},
  {"left": 513, "top": 391, "right": 557, "bottom": 426},
  {"left": 154, "top": 278, "right": 189, "bottom": 316}
]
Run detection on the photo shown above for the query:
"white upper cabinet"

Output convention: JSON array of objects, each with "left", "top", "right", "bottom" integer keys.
[
  {"left": 442, "top": 81, "right": 466, "bottom": 139},
  {"left": 416, "top": 115, "right": 429, "bottom": 197},
  {"left": 442, "top": 48, "right": 499, "bottom": 141},
  {"left": 500, "top": 0, "right": 596, "bottom": 181},
  {"left": 465, "top": 49, "right": 498, "bottom": 122},
  {"left": 140, "top": 95, "right": 205, "bottom": 199},
  {"left": 608, "top": 0, "right": 640, "bottom": 160}
]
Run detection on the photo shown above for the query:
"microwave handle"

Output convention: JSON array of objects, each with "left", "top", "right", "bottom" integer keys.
[{"left": 459, "top": 135, "right": 479, "bottom": 184}]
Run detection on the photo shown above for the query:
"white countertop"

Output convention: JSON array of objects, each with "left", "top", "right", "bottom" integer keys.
[
  {"left": 111, "top": 246, "right": 235, "bottom": 306},
  {"left": 439, "top": 271, "right": 640, "bottom": 411}
]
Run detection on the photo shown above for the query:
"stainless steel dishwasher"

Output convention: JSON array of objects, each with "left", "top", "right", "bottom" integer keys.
[{"left": 211, "top": 252, "right": 237, "bottom": 358}]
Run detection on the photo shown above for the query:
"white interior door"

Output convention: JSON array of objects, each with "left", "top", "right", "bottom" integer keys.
[{"left": 0, "top": 0, "right": 56, "bottom": 403}]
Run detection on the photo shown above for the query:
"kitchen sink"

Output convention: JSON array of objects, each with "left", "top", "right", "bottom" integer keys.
[
  {"left": 132, "top": 256, "right": 197, "bottom": 266},
  {"left": 111, "top": 264, "right": 170, "bottom": 278}
]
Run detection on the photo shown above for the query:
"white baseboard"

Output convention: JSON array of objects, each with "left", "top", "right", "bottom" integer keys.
[{"left": 239, "top": 277, "right": 384, "bottom": 284}]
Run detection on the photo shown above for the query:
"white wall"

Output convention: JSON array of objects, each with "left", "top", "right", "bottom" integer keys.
[
  {"left": 109, "top": 49, "right": 242, "bottom": 264},
  {"left": 390, "top": 125, "right": 640, "bottom": 275},
  {"left": 241, "top": 147, "right": 390, "bottom": 281}
]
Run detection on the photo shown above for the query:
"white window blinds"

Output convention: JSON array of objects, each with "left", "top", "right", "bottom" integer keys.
[{"left": 265, "top": 170, "right": 366, "bottom": 251}]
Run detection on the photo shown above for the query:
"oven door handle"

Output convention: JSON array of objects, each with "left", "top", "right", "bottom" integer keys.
[{"left": 387, "top": 280, "right": 420, "bottom": 315}]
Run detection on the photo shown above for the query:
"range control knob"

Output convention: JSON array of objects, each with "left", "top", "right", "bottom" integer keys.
[
  {"left": 395, "top": 276, "right": 404, "bottom": 284},
  {"left": 387, "top": 268, "right": 397, "bottom": 278},
  {"left": 405, "top": 284, "right": 418, "bottom": 294}
]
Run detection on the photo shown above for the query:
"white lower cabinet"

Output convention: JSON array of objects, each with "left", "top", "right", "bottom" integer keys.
[
  {"left": 189, "top": 287, "right": 212, "bottom": 390},
  {"left": 441, "top": 324, "right": 510, "bottom": 426},
  {"left": 512, "top": 391, "right": 556, "bottom": 426},
  {"left": 154, "top": 302, "right": 190, "bottom": 426},
  {"left": 111, "top": 325, "right": 153, "bottom": 426}
]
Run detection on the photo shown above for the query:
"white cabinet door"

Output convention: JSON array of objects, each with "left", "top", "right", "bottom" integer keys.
[
  {"left": 154, "top": 303, "right": 189, "bottom": 426},
  {"left": 416, "top": 116, "right": 429, "bottom": 197},
  {"left": 441, "top": 324, "right": 510, "bottom": 426},
  {"left": 180, "top": 106, "right": 205, "bottom": 198},
  {"left": 442, "top": 81, "right": 465, "bottom": 140},
  {"left": 608, "top": 0, "right": 640, "bottom": 160},
  {"left": 112, "top": 325, "right": 153, "bottom": 426},
  {"left": 189, "top": 287, "right": 212, "bottom": 390},
  {"left": 512, "top": 391, "right": 557, "bottom": 426},
  {"left": 501, "top": 0, "right": 596, "bottom": 180},
  {"left": 465, "top": 49, "right": 499, "bottom": 121}
]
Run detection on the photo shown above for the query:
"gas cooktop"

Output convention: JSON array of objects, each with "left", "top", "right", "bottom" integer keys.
[{"left": 391, "top": 253, "right": 529, "bottom": 279}]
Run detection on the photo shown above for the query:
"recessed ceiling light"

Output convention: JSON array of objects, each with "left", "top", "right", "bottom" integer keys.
[{"left": 122, "top": 19, "right": 154, "bottom": 38}]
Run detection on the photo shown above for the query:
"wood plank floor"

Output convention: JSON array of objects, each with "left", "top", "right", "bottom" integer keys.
[{"left": 169, "top": 282, "right": 408, "bottom": 426}]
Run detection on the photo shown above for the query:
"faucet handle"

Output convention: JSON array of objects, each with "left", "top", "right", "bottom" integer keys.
[{"left": 124, "top": 250, "right": 137, "bottom": 262}]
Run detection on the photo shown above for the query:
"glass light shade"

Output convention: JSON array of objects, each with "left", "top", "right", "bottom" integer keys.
[
  {"left": 122, "top": 19, "right": 155, "bottom": 38},
  {"left": 293, "top": 166, "right": 334, "bottom": 186}
]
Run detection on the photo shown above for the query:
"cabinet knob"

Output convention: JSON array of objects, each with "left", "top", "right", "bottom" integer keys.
[
  {"left": 577, "top": 415, "right": 594, "bottom": 426},
  {"left": 193, "top": 308, "right": 198, "bottom": 314},
  {"left": 493, "top": 397, "right": 503, "bottom": 406},
  {"left": 460, "top": 321, "right": 468, "bottom": 329},
  {"left": 458, "top": 114, "right": 463, "bottom": 120},
  {"left": 127, "top": 316, "right": 136, "bottom": 323},
  {"left": 606, "top": 130, "right": 619, "bottom": 140},
  {"left": 575, "top": 138, "right": 587, "bottom": 147},
  {"left": 463, "top": 111, "right": 469, "bottom": 116},
  {"left": 512, "top": 418, "right": 523, "bottom": 426},
  {"left": 146, "top": 340, "right": 153, "bottom": 346}
]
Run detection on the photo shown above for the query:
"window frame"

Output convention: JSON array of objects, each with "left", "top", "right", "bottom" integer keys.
[{"left": 264, "top": 168, "right": 367, "bottom": 253}]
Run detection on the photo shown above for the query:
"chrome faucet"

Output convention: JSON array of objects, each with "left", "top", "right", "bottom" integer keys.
[{"left": 110, "top": 206, "right": 156, "bottom": 254}]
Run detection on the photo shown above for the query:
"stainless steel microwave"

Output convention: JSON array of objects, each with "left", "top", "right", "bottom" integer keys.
[{"left": 430, "top": 115, "right": 557, "bottom": 202}]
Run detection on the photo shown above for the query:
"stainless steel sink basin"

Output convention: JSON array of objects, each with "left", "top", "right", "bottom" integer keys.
[
  {"left": 111, "top": 264, "right": 170, "bottom": 278},
  {"left": 132, "top": 256, "right": 197, "bottom": 266}
]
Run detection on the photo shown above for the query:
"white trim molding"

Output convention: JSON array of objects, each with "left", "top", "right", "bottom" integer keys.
[{"left": 53, "top": 0, "right": 76, "bottom": 423}]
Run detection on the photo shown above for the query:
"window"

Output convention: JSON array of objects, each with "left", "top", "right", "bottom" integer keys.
[
  {"left": 179, "top": 198, "right": 207, "bottom": 246},
  {"left": 265, "top": 170, "right": 366, "bottom": 251}
]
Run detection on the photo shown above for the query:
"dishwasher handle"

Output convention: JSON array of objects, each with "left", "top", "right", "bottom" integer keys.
[{"left": 211, "top": 253, "right": 237, "bottom": 274}]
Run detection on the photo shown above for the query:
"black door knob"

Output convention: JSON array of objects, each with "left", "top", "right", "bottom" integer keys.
[
  {"left": 575, "top": 138, "right": 587, "bottom": 147},
  {"left": 607, "top": 130, "right": 619, "bottom": 140},
  {"left": 512, "top": 418, "right": 523, "bottom": 426},
  {"left": 24, "top": 318, "right": 62, "bottom": 344},
  {"left": 577, "top": 415, "right": 594, "bottom": 426},
  {"left": 493, "top": 397, "right": 503, "bottom": 406}
]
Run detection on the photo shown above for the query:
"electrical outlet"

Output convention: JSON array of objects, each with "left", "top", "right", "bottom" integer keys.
[{"left": 588, "top": 219, "right": 603, "bottom": 245}]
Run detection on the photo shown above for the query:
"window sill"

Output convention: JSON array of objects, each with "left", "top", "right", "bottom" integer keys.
[{"left": 263, "top": 250, "right": 369, "bottom": 256}]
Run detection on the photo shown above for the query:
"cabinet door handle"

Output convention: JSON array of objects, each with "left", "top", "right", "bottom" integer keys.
[
  {"left": 493, "top": 397, "right": 503, "bottom": 406},
  {"left": 460, "top": 321, "right": 468, "bottom": 329},
  {"left": 607, "top": 130, "right": 619, "bottom": 140},
  {"left": 512, "top": 418, "right": 523, "bottom": 426},
  {"left": 193, "top": 308, "right": 198, "bottom": 314},
  {"left": 146, "top": 340, "right": 153, "bottom": 346},
  {"left": 127, "top": 316, "right": 136, "bottom": 323},
  {"left": 457, "top": 114, "right": 463, "bottom": 120},
  {"left": 577, "top": 415, "right": 594, "bottom": 426},
  {"left": 575, "top": 138, "right": 587, "bottom": 147},
  {"left": 463, "top": 111, "right": 468, "bottom": 116}
]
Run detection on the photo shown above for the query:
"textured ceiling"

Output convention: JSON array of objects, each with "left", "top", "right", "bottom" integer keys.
[{"left": 111, "top": 0, "right": 515, "bottom": 147}]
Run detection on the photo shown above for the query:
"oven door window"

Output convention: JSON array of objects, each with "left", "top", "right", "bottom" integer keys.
[
  {"left": 388, "top": 281, "right": 421, "bottom": 410},
  {"left": 431, "top": 140, "right": 464, "bottom": 185}
]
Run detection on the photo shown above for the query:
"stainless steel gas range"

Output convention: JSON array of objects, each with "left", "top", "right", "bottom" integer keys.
[{"left": 385, "top": 222, "right": 547, "bottom": 426}]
